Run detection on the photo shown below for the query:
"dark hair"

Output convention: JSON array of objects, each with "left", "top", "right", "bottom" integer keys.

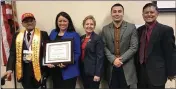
[
  {"left": 143, "top": 3, "right": 158, "bottom": 12},
  {"left": 55, "top": 11, "right": 75, "bottom": 32},
  {"left": 111, "top": 3, "right": 124, "bottom": 12}
]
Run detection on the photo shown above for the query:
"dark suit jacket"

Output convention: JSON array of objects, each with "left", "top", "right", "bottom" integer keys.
[
  {"left": 6, "top": 30, "right": 49, "bottom": 81},
  {"left": 80, "top": 32, "right": 104, "bottom": 77},
  {"left": 136, "top": 22, "right": 176, "bottom": 86}
]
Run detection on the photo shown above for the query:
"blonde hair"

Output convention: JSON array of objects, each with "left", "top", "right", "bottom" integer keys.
[{"left": 82, "top": 15, "right": 96, "bottom": 27}]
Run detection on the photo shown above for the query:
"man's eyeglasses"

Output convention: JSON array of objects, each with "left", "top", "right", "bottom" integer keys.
[{"left": 22, "top": 19, "right": 35, "bottom": 23}]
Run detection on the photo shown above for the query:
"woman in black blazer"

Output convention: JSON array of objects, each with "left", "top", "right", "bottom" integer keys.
[{"left": 80, "top": 15, "right": 104, "bottom": 89}]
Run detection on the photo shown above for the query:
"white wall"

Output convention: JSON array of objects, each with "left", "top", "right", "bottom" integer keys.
[
  {"left": 15, "top": 1, "right": 175, "bottom": 35},
  {"left": 1, "top": 1, "right": 176, "bottom": 88}
]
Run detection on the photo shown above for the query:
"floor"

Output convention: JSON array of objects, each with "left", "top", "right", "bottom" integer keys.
[{"left": 1, "top": 66, "right": 176, "bottom": 88}]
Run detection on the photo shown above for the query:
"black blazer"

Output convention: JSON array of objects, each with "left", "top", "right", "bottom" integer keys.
[
  {"left": 80, "top": 32, "right": 104, "bottom": 77},
  {"left": 6, "top": 30, "right": 49, "bottom": 75},
  {"left": 135, "top": 22, "right": 176, "bottom": 86}
]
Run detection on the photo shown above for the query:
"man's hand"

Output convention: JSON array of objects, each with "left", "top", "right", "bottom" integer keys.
[
  {"left": 6, "top": 70, "right": 12, "bottom": 81},
  {"left": 113, "top": 57, "right": 123, "bottom": 67},
  {"left": 168, "top": 76, "right": 176, "bottom": 81},
  {"left": 93, "top": 76, "right": 100, "bottom": 82}
]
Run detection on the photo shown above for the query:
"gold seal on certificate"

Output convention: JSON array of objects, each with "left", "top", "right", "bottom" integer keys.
[{"left": 44, "top": 38, "right": 74, "bottom": 65}]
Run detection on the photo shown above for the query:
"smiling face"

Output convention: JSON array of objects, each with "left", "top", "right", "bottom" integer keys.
[
  {"left": 84, "top": 19, "right": 95, "bottom": 34},
  {"left": 111, "top": 6, "right": 124, "bottom": 23},
  {"left": 142, "top": 6, "right": 158, "bottom": 24},
  {"left": 57, "top": 15, "right": 69, "bottom": 31},
  {"left": 22, "top": 17, "right": 36, "bottom": 31}
]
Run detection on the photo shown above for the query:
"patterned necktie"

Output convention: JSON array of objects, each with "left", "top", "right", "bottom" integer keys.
[
  {"left": 139, "top": 29, "right": 147, "bottom": 64},
  {"left": 27, "top": 32, "right": 31, "bottom": 41}
]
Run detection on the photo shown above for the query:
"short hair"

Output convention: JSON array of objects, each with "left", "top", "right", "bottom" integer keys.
[
  {"left": 55, "top": 11, "right": 75, "bottom": 32},
  {"left": 143, "top": 3, "right": 158, "bottom": 12},
  {"left": 82, "top": 15, "right": 96, "bottom": 27},
  {"left": 111, "top": 3, "right": 124, "bottom": 12}
]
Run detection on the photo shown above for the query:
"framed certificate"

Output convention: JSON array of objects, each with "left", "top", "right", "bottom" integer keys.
[
  {"left": 44, "top": 38, "right": 74, "bottom": 65},
  {"left": 153, "top": 1, "right": 176, "bottom": 12}
]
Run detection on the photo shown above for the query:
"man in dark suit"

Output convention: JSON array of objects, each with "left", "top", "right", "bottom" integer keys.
[
  {"left": 5, "top": 13, "right": 49, "bottom": 89},
  {"left": 136, "top": 3, "right": 176, "bottom": 88}
]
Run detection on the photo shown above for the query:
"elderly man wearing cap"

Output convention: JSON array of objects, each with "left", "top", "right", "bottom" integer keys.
[{"left": 5, "top": 13, "right": 49, "bottom": 89}]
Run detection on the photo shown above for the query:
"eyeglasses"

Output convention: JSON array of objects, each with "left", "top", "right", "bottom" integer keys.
[{"left": 23, "top": 19, "right": 35, "bottom": 23}]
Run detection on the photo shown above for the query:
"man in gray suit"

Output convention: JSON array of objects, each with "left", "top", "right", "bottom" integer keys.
[{"left": 101, "top": 3, "right": 138, "bottom": 88}]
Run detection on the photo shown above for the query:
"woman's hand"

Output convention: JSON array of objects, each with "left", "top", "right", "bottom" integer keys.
[
  {"left": 93, "top": 76, "right": 100, "bottom": 82},
  {"left": 57, "top": 63, "right": 66, "bottom": 68},
  {"left": 6, "top": 71, "right": 12, "bottom": 81},
  {"left": 47, "top": 64, "right": 55, "bottom": 68}
]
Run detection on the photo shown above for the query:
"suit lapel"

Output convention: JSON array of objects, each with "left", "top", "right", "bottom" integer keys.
[
  {"left": 82, "top": 33, "right": 94, "bottom": 53},
  {"left": 108, "top": 21, "right": 127, "bottom": 42},
  {"left": 108, "top": 23, "right": 115, "bottom": 41},
  {"left": 120, "top": 21, "right": 127, "bottom": 41},
  {"left": 146, "top": 22, "right": 160, "bottom": 57},
  {"left": 85, "top": 35, "right": 93, "bottom": 51},
  {"left": 81, "top": 34, "right": 86, "bottom": 43},
  {"left": 138, "top": 26, "right": 145, "bottom": 39}
]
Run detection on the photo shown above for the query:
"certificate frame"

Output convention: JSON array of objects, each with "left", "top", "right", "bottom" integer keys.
[
  {"left": 153, "top": 1, "right": 176, "bottom": 12},
  {"left": 44, "top": 38, "right": 74, "bottom": 65}
]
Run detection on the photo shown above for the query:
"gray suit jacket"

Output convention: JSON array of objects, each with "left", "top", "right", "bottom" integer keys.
[{"left": 101, "top": 21, "right": 138, "bottom": 85}]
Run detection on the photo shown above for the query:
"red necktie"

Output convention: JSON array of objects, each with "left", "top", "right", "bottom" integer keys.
[{"left": 139, "top": 29, "right": 147, "bottom": 64}]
